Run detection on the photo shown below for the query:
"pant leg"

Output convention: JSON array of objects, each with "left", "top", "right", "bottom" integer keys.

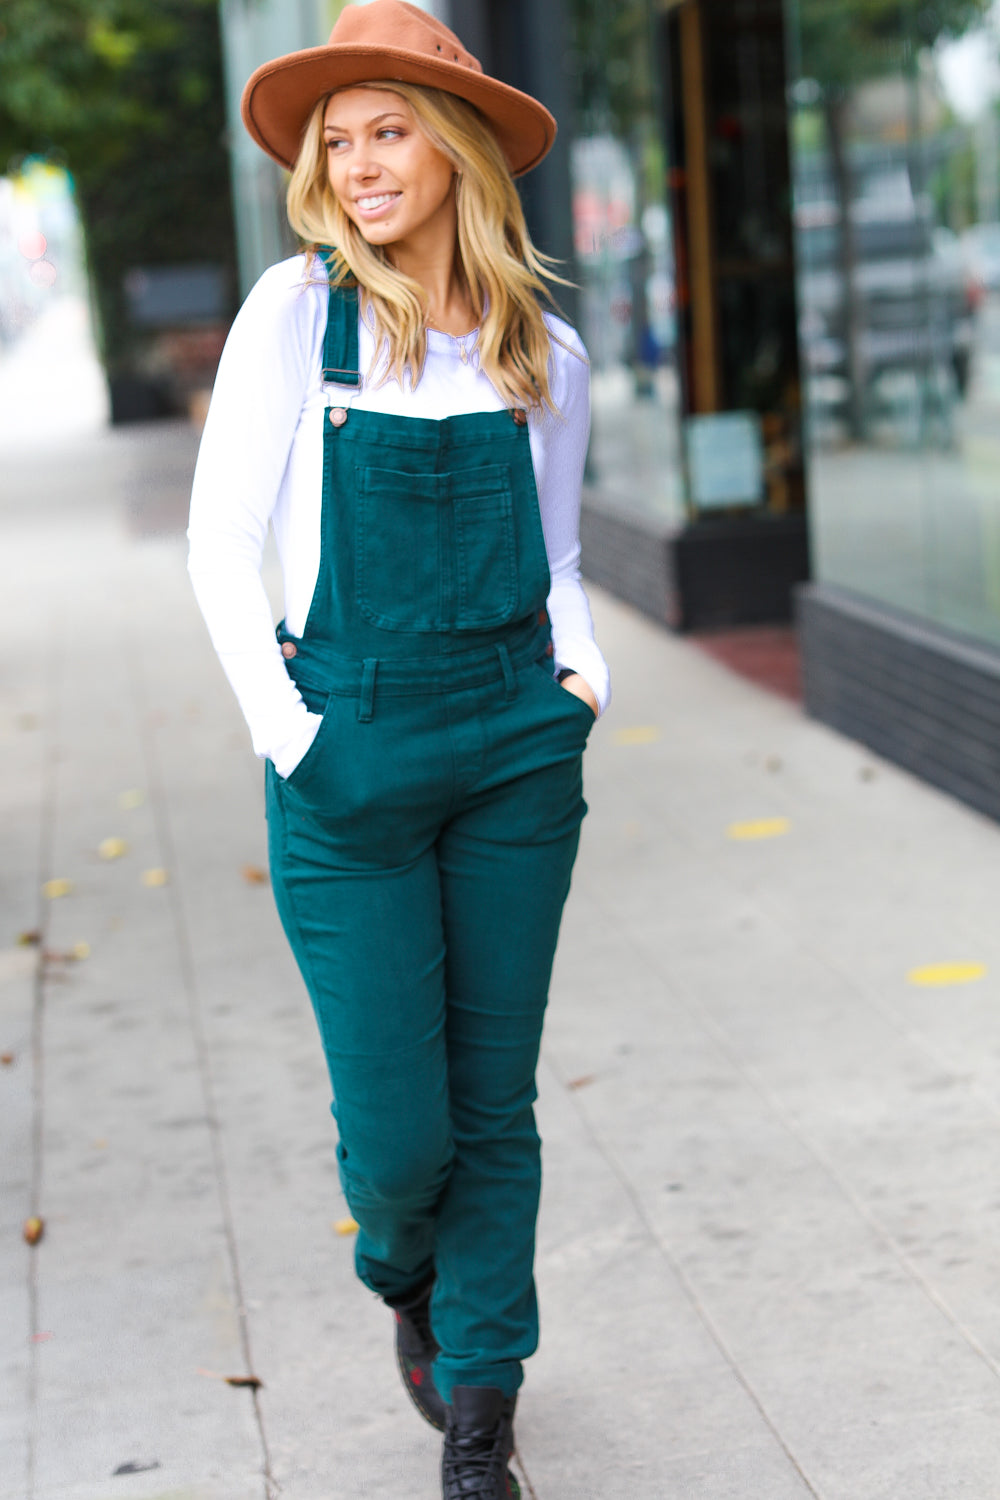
[
  {"left": 429, "top": 674, "right": 589, "bottom": 1402},
  {"left": 266, "top": 758, "right": 454, "bottom": 1299}
]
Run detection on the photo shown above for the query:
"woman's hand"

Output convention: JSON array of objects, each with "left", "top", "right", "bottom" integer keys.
[{"left": 558, "top": 672, "right": 599, "bottom": 717}]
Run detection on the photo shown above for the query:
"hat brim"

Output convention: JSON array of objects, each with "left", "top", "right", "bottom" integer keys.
[{"left": 241, "top": 44, "right": 556, "bottom": 177}]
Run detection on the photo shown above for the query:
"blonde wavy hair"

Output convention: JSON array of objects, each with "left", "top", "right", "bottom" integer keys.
[{"left": 286, "top": 81, "right": 573, "bottom": 412}]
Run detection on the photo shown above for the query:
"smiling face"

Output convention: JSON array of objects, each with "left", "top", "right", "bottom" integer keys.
[{"left": 323, "top": 88, "right": 458, "bottom": 260}]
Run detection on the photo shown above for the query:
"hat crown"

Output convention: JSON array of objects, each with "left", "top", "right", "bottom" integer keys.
[{"left": 328, "top": 0, "right": 484, "bottom": 77}]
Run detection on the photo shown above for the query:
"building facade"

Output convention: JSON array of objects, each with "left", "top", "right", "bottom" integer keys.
[{"left": 220, "top": 0, "right": 1000, "bottom": 822}]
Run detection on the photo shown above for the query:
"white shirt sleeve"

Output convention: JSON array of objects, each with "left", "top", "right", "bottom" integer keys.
[
  {"left": 532, "top": 319, "right": 611, "bottom": 714},
  {"left": 187, "top": 261, "right": 324, "bottom": 778}
]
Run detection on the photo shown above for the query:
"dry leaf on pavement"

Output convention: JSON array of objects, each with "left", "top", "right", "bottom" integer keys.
[
  {"left": 23, "top": 1216, "right": 44, "bottom": 1245},
  {"left": 241, "top": 865, "right": 268, "bottom": 885},
  {"left": 98, "top": 837, "right": 129, "bottom": 860},
  {"left": 42, "top": 879, "right": 73, "bottom": 899},
  {"left": 141, "top": 868, "right": 169, "bottom": 888}
]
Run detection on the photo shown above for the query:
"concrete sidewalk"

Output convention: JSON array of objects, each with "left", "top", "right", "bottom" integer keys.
[{"left": 4, "top": 417, "right": 1000, "bottom": 1500}]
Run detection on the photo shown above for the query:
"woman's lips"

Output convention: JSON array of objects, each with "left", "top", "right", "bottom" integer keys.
[{"left": 353, "top": 192, "right": 401, "bottom": 219}]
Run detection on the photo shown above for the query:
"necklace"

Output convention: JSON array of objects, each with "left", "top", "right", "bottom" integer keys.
[{"left": 425, "top": 312, "right": 476, "bottom": 363}]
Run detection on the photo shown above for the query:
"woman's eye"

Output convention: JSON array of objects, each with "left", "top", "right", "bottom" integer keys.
[
  {"left": 378, "top": 127, "right": 403, "bottom": 141},
  {"left": 325, "top": 137, "right": 346, "bottom": 151}
]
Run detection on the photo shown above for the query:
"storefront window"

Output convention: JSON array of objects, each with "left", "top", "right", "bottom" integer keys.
[
  {"left": 568, "top": 0, "right": 684, "bottom": 524},
  {"left": 787, "top": 0, "right": 1000, "bottom": 645}
]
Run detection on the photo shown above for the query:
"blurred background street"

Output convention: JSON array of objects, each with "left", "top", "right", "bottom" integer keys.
[{"left": 6, "top": 0, "right": 1000, "bottom": 1496}]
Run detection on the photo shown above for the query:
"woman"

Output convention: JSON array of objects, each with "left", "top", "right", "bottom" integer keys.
[{"left": 188, "top": 4, "right": 609, "bottom": 1495}]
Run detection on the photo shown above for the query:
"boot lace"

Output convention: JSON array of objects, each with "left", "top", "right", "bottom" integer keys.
[{"left": 442, "top": 1419, "right": 511, "bottom": 1499}]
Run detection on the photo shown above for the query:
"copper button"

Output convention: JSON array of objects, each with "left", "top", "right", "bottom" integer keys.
[
  {"left": 511, "top": 408, "right": 527, "bottom": 426},
  {"left": 545, "top": 642, "right": 554, "bottom": 657},
  {"left": 281, "top": 641, "right": 297, "bottom": 660},
  {"left": 329, "top": 407, "right": 348, "bottom": 427},
  {"left": 537, "top": 609, "right": 548, "bottom": 625}
]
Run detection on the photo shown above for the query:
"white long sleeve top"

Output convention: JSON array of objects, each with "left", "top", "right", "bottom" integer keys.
[{"left": 188, "top": 254, "right": 610, "bottom": 778}]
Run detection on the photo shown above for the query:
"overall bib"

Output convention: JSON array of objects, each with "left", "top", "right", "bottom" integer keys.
[{"left": 265, "top": 278, "right": 594, "bottom": 1402}]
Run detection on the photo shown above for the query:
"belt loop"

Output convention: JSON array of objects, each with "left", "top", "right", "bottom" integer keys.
[
  {"left": 358, "top": 658, "right": 378, "bottom": 722},
  {"left": 495, "top": 642, "right": 516, "bottom": 701}
]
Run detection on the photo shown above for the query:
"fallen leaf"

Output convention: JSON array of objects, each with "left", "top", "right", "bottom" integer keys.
[
  {"left": 42, "top": 878, "right": 73, "bottom": 899},
  {"left": 17, "top": 931, "right": 41, "bottom": 947},
  {"left": 31, "top": 1331, "right": 54, "bottom": 1342},
  {"left": 72, "top": 941, "right": 91, "bottom": 961},
  {"left": 98, "top": 837, "right": 128, "bottom": 861},
  {"left": 118, "top": 789, "right": 145, "bottom": 810},
  {"left": 333, "top": 1217, "right": 360, "bottom": 1236},
  {"left": 241, "top": 864, "right": 268, "bottom": 885},
  {"left": 567, "top": 1074, "right": 597, "bottom": 1090},
  {"left": 224, "top": 1374, "right": 263, "bottom": 1389},
  {"left": 23, "top": 1216, "right": 44, "bottom": 1245},
  {"left": 112, "top": 1461, "right": 161, "bottom": 1476},
  {"left": 17, "top": 713, "right": 39, "bottom": 731},
  {"left": 1, "top": 1052, "right": 14, "bottom": 1066},
  {"left": 140, "top": 868, "right": 169, "bottom": 888},
  {"left": 726, "top": 817, "right": 790, "bottom": 841},
  {"left": 612, "top": 725, "right": 661, "bottom": 747},
  {"left": 907, "top": 962, "right": 986, "bottom": 988}
]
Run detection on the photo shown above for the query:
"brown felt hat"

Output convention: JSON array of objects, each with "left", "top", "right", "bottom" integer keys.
[{"left": 241, "top": 0, "right": 556, "bottom": 178}]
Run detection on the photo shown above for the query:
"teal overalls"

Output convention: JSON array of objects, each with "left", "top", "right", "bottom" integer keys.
[{"left": 265, "top": 275, "right": 594, "bottom": 1402}]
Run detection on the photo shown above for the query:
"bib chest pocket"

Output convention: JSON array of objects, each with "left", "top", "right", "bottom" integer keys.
[{"left": 356, "top": 463, "right": 518, "bottom": 633}]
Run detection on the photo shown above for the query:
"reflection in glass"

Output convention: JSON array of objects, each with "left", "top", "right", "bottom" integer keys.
[
  {"left": 789, "top": 0, "right": 1000, "bottom": 645},
  {"left": 568, "top": 0, "right": 683, "bottom": 524}
]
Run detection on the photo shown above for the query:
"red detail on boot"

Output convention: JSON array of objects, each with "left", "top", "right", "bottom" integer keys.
[{"left": 410, "top": 1368, "right": 424, "bottom": 1386}]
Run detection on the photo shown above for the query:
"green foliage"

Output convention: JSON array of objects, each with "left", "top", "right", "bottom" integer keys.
[
  {"left": 569, "top": 0, "right": 655, "bottom": 139},
  {"left": 0, "top": 0, "right": 236, "bottom": 376},
  {"left": 797, "top": 0, "right": 992, "bottom": 96}
]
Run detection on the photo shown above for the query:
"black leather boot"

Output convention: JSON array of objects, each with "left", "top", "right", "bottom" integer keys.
[
  {"left": 384, "top": 1278, "right": 447, "bottom": 1431},
  {"left": 441, "top": 1385, "right": 520, "bottom": 1500}
]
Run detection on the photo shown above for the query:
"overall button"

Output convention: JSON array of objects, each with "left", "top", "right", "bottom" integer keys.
[
  {"left": 537, "top": 609, "right": 548, "bottom": 625},
  {"left": 281, "top": 641, "right": 298, "bottom": 659},
  {"left": 511, "top": 408, "right": 527, "bottom": 426},
  {"left": 545, "top": 642, "right": 554, "bottom": 657},
  {"left": 329, "top": 407, "right": 348, "bottom": 427}
]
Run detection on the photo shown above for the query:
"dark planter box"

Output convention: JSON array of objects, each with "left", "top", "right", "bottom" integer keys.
[
  {"left": 580, "top": 489, "right": 810, "bottom": 631},
  {"left": 798, "top": 581, "right": 1000, "bottom": 823}
]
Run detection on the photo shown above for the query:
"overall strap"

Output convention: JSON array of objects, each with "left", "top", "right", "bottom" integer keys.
[{"left": 317, "top": 245, "right": 361, "bottom": 388}]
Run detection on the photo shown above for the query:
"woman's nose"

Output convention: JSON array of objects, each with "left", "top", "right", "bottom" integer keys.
[{"left": 349, "top": 154, "right": 379, "bottom": 182}]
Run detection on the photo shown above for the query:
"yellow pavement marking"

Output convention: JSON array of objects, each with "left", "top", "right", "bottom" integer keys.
[
  {"left": 727, "top": 817, "right": 790, "bottom": 841},
  {"left": 612, "top": 726, "right": 661, "bottom": 746},
  {"left": 907, "top": 962, "right": 986, "bottom": 987}
]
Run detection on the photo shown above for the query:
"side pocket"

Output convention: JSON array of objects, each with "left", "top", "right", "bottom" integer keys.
[
  {"left": 533, "top": 662, "right": 597, "bottom": 727},
  {"left": 284, "top": 694, "right": 334, "bottom": 795}
]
